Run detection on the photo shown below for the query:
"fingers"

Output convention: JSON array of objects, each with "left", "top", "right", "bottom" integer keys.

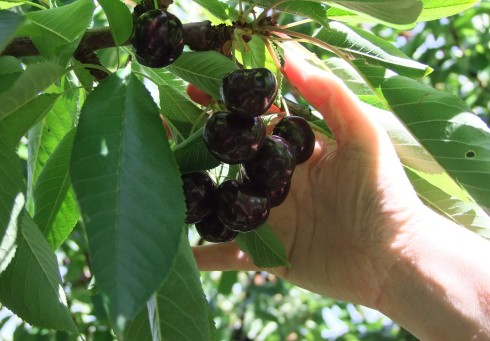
[
  {"left": 283, "top": 43, "right": 383, "bottom": 145},
  {"left": 192, "top": 242, "right": 260, "bottom": 272}
]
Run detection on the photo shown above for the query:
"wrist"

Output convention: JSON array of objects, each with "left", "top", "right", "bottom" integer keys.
[{"left": 374, "top": 206, "right": 490, "bottom": 340}]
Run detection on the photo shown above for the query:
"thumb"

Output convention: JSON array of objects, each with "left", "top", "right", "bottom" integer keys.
[{"left": 283, "top": 43, "right": 382, "bottom": 146}]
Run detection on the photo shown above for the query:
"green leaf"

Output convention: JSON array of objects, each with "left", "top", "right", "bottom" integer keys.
[
  {"left": 18, "top": 0, "right": 95, "bottom": 65},
  {"left": 236, "top": 224, "right": 290, "bottom": 268},
  {"left": 324, "top": 57, "right": 490, "bottom": 233},
  {"left": 70, "top": 74, "right": 186, "bottom": 333},
  {"left": 328, "top": 0, "right": 423, "bottom": 25},
  {"left": 124, "top": 232, "right": 213, "bottom": 341},
  {"left": 417, "top": 0, "right": 479, "bottom": 22},
  {"left": 0, "top": 62, "right": 64, "bottom": 120},
  {"left": 160, "top": 85, "right": 206, "bottom": 141},
  {"left": 0, "top": 127, "right": 24, "bottom": 274},
  {"left": 192, "top": 0, "right": 233, "bottom": 21},
  {"left": 314, "top": 22, "right": 431, "bottom": 78},
  {"left": 132, "top": 63, "right": 187, "bottom": 93},
  {"left": 173, "top": 127, "right": 220, "bottom": 174},
  {"left": 2, "top": 93, "right": 60, "bottom": 145},
  {"left": 327, "top": 0, "right": 479, "bottom": 26},
  {"left": 33, "top": 129, "right": 78, "bottom": 249},
  {"left": 404, "top": 166, "right": 490, "bottom": 239},
  {"left": 381, "top": 76, "right": 490, "bottom": 211},
  {"left": 0, "top": 1, "right": 22, "bottom": 9},
  {"left": 256, "top": 0, "right": 329, "bottom": 27},
  {"left": 0, "top": 56, "right": 23, "bottom": 76},
  {"left": 0, "top": 211, "right": 77, "bottom": 332},
  {"left": 234, "top": 35, "right": 276, "bottom": 71},
  {"left": 98, "top": 0, "right": 133, "bottom": 46},
  {"left": 0, "top": 10, "right": 24, "bottom": 53},
  {"left": 27, "top": 91, "right": 76, "bottom": 212},
  {"left": 167, "top": 51, "right": 238, "bottom": 99}
]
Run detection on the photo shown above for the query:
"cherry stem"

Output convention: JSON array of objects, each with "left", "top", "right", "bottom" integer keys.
[{"left": 279, "top": 19, "right": 313, "bottom": 29}]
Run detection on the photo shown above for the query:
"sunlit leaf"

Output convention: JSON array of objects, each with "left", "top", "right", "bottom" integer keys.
[
  {"left": 382, "top": 76, "right": 490, "bottom": 211},
  {"left": 327, "top": 0, "right": 423, "bottom": 26},
  {"left": 327, "top": 0, "right": 479, "bottom": 26},
  {"left": 314, "top": 22, "right": 431, "bottom": 78},
  {"left": 33, "top": 129, "right": 78, "bottom": 249}
]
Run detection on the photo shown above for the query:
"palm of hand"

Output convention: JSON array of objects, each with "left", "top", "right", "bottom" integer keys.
[{"left": 267, "top": 132, "right": 415, "bottom": 306}]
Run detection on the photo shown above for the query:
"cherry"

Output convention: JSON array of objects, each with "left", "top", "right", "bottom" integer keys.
[
  {"left": 273, "top": 116, "right": 315, "bottom": 164},
  {"left": 132, "top": 9, "right": 184, "bottom": 68},
  {"left": 195, "top": 211, "right": 238, "bottom": 243},
  {"left": 221, "top": 68, "right": 278, "bottom": 118},
  {"left": 203, "top": 111, "right": 266, "bottom": 164},
  {"left": 182, "top": 172, "right": 216, "bottom": 224},
  {"left": 240, "top": 172, "right": 291, "bottom": 208},
  {"left": 216, "top": 180, "right": 270, "bottom": 232},
  {"left": 244, "top": 135, "right": 296, "bottom": 191},
  {"left": 268, "top": 181, "right": 291, "bottom": 207}
]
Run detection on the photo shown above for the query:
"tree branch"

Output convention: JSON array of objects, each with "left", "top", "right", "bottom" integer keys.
[{"left": 2, "top": 20, "right": 234, "bottom": 58}]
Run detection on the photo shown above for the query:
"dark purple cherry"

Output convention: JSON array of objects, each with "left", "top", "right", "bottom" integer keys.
[
  {"left": 240, "top": 172, "right": 291, "bottom": 208},
  {"left": 216, "top": 180, "right": 270, "bottom": 232},
  {"left": 203, "top": 111, "right": 266, "bottom": 164},
  {"left": 195, "top": 211, "right": 238, "bottom": 243},
  {"left": 244, "top": 135, "right": 296, "bottom": 191},
  {"left": 268, "top": 181, "right": 291, "bottom": 207},
  {"left": 221, "top": 68, "right": 278, "bottom": 118},
  {"left": 182, "top": 172, "right": 216, "bottom": 224},
  {"left": 273, "top": 116, "right": 315, "bottom": 164},
  {"left": 132, "top": 9, "right": 184, "bottom": 68}
]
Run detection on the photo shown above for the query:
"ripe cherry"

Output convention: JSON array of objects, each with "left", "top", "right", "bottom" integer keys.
[
  {"left": 240, "top": 172, "right": 291, "bottom": 208},
  {"left": 195, "top": 211, "right": 238, "bottom": 243},
  {"left": 216, "top": 180, "right": 270, "bottom": 232},
  {"left": 203, "top": 111, "right": 266, "bottom": 164},
  {"left": 221, "top": 68, "right": 278, "bottom": 118},
  {"left": 268, "top": 181, "right": 291, "bottom": 207},
  {"left": 132, "top": 9, "right": 184, "bottom": 68},
  {"left": 244, "top": 135, "right": 296, "bottom": 191},
  {"left": 273, "top": 116, "right": 315, "bottom": 164},
  {"left": 182, "top": 172, "right": 216, "bottom": 224}
]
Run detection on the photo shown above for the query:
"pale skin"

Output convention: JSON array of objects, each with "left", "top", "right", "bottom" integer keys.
[{"left": 189, "top": 45, "right": 490, "bottom": 340}]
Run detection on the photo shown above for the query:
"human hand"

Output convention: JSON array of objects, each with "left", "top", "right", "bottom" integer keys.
[{"left": 191, "top": 44, "right": 427, "bottom": 308}]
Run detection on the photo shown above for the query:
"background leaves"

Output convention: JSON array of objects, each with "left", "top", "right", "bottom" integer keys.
[{"left": 0, "top": 212, "right": 77, "bottom": 332}]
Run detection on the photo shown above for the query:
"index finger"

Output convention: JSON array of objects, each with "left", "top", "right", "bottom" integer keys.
[{"left": 283, "top": 43, "right": 383, "bottom": 145}]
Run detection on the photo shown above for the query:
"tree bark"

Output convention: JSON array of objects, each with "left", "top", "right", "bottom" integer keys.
[{"left": 2, "top": 21, "right": 234, "bottom": 58}]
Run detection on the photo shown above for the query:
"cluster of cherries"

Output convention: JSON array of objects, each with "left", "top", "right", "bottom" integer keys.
[
  {"left": 130, "top": 10, "right": 315, "bottom": 243},
  {"left": 183, "top": 68, "right": 316, "bottom": 243}
]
